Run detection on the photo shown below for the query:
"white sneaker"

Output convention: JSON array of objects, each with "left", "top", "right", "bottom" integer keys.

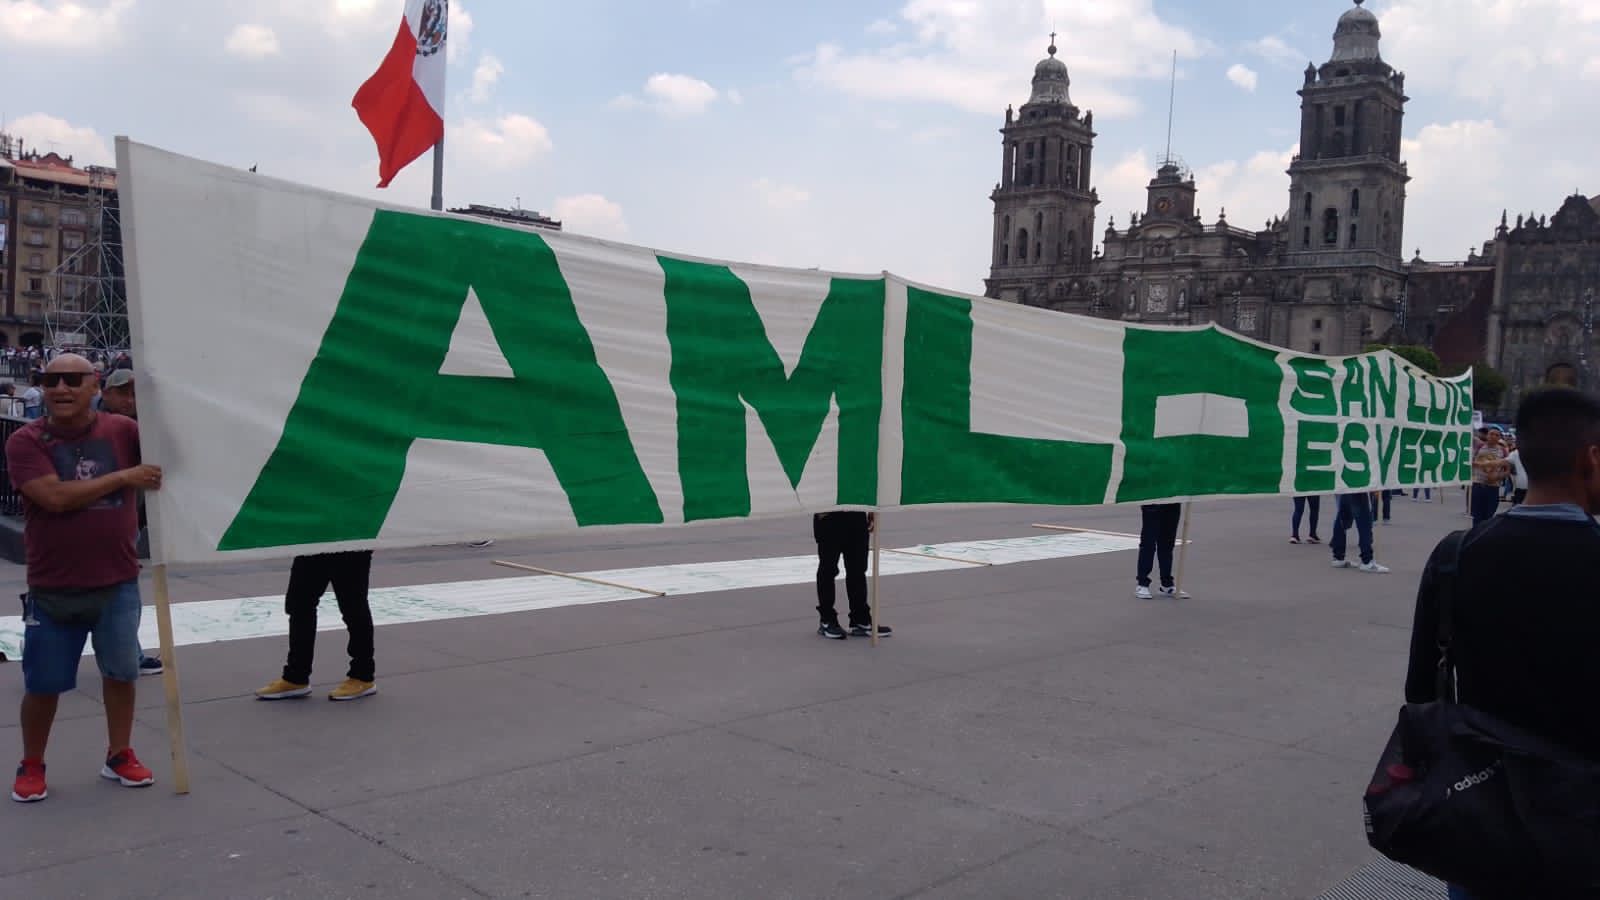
[
  {"left": 1331, "top": 558, "right": 1353, "bottom": 568},
  {"left": 1158, "top": 585, "right": 1191, "bottom": 599},
  {"left": 1358, "top": 561, "right": 1391, "bottom": 574},
  {"left": 1134, "top": 585, "right": 1154, "bottom": 599}
]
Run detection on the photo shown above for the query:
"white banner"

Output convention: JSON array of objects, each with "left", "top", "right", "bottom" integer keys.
[{"left": 118, "top": 141, "right": 1472, "bottom": 564}]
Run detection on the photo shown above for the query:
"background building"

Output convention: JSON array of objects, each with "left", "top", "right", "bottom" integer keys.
[
  {"left": 0, "top": 132, "right": 121, "bottom": 350},
  {"left": 986, "top": 1, "right": 1409, "bottom": 356},
  {"left": 984, "top": 1, "right": 1597, "bottom": 415}
]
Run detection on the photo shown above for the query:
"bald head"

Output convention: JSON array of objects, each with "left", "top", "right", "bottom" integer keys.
[{"left": 44, "top": 353, "right": 94, "bottom": 374}]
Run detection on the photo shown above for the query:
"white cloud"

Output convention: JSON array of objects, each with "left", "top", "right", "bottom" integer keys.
[
  {"left": 225, "top": 24, "right": 281, "bottom": 60},
  {"left": 1402, "top": 120, "right": 1513, "bottom": 260},
  {"left": 453, "top": 114, "right": 553, "bottom": 170},
  {"left": 643, "top": 73, "right": 720, "bottom": 115},
  {"left": 553, "top": 194, "right": 629, "bottom": 239},
  {"left": 1191, "top": 145, "right": 1297, "bottom": 228},
  {"left": 795, "top": 1, "right": 1207, "bottom": 118},
  {"left": 1248, "top": 35, "right": 1304, "bottom": 66},
  {"left": 752, "top": 178, "right": 811, "bottom": 211},
  {"left": 726, "top": 88, "right": 744, "bottom": 105},
  {"left": 866, "top": 18, "right": 898, "bottom": 36},
  {"left": 470, "top": 53, "right": 503, "bottom": 103},
  {"left": 233, "top": 93, "right": 320, "bottom": 131},
  {"left": 1226, "top": 63, "right": 1258, "bottom": 92},
  {"left": 7, "top": 113, "right": 113, "bottom": 166},
  {"left": 447, "top": 1, "right": 473, "bottom": 63},
  {"left": 0, "top": 0, "right": 133, "bottom": 50},
  {"left": 1381, "top": 0, "right": 1600, "bottom": 122}
]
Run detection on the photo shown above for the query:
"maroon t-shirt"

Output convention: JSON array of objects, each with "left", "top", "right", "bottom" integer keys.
[{"left": 6, "top": 413, "right": 141, "bottom": 589}]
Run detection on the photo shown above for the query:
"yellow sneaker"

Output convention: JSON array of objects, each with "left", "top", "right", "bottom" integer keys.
[
  {"left": 329, "top": 678, "right": 377, "bottom": 702},
  {"left": 255, "top": 678, "right": 311, "bottom": 700}
]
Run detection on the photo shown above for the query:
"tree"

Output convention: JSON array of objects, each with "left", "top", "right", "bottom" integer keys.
[
  {"left": 1473, "top": 363, "right": 1508, "bottom": 410},
  {"left": 1441, "top": 360, "right": 1508, "bottom": 411},
  {"left": 1364, "top": 343, "right": 1441, "bottom": 375}
]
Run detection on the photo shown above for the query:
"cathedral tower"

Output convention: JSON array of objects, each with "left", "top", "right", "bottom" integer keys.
[
  {"left": 985, "top": 38, "right": 1098, "bottom": 304},
  {"left": 1286, "top": 0, "right": 1409, "bottom": 262}
]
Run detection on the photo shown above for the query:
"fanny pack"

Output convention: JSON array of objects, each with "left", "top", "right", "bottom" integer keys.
[{"left": 27, "top": 585, "right": 120, "bottom": 628}]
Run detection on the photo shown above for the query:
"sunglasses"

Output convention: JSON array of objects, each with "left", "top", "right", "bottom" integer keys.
[{"left": 42, "top": 373, "right": 91, "bottom": 388}]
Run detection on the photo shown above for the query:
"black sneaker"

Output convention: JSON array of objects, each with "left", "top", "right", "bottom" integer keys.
[
  {"left": 817, "top": 622, "right": 846, "bottom": 640},
  {"left": 849, "top": 623, "right": 892, "bottom": 638},
  {"left": 138, "top": 655, "right": 163, "bottom": 676}
]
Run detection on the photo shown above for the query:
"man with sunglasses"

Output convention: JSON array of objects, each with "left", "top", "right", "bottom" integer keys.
[{"left": 6, "top": 354, "right": 163, "bottom": 803}]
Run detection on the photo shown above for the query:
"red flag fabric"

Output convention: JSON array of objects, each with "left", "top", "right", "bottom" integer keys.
[{"left": 352, "top": 0, "right": 448, "bottom": 188}]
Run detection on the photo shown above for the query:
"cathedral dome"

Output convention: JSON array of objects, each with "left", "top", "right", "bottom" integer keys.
[
  {"left": 1331, "top": 0, "right": 1382, "bottom": 62},
  {"left": 1029, "top": 42, "right": 1071, "bottom": 104}
]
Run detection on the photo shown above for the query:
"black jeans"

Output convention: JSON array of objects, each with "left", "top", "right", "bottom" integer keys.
[
  {"left": 1291, "top": 496, "right": 1321, "bottom": 539},
  {"left": 1469, "top": 483, "right": 1502, "bottom": 525},
  {"left": 814, "top": 513, "right": 870, "bottom": 626},
  {"left": 1136, "top": 503, "right": 1182, "bottom": 587},
  {"left": 283, "top": 550, "right": 375, "bottom": 684}
]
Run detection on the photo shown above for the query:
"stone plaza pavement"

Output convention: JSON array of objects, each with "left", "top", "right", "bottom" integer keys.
[{"left": 0, "top": 495, "right": 1470, "bottom": 899}]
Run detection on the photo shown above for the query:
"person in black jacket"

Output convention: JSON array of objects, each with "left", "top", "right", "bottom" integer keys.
[
  {"left": 1404, "top": 387, "right": 1600, "bottom": 900},
  {"left": 813, "top": 511, "right": 891, "bottom": 640}
]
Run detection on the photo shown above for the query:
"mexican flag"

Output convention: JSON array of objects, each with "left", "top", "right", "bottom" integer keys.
[{"left": 353, "top": 0, "right": 449, "bottom": 187}]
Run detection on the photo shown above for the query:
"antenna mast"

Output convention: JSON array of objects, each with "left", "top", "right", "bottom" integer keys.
[{"left": 1163, "top": 50, "right": 1177, "bottom": 164}]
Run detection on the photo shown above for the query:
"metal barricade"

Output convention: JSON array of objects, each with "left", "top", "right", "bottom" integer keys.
[{"left": 0, "top": 416, "right": 27, "bottom": 516}]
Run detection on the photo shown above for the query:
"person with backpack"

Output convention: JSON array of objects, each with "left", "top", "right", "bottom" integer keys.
[{"left": 1398, "top": 388, "right": 1600, "bottom": 898}]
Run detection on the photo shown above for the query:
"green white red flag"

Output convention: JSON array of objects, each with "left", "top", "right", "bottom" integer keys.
[{"left": 352, "top": 0, "right": 449, "bottom": 187}]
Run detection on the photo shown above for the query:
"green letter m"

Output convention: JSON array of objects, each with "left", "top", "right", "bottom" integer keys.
[{"left": 660, "top": 258, "right": 883, "bottom": 522}]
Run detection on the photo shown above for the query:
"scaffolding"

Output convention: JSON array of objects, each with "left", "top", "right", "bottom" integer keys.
[{"left": 45, "top": 165, "right": 128, "bottom": 352}]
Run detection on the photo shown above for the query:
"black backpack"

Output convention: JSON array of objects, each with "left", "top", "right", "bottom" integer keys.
[{"left": 1363, "top": 528, "right": 1600, "bottom": 897}]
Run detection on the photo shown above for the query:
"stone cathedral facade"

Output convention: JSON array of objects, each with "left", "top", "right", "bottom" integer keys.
[{"left": 985, "top": 1, "right": 1411, "bottom": 357}]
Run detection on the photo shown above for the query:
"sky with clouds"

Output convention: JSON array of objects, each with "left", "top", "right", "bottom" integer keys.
[{"left": 3, "top": 0, "right": 1596, "bottom": 293}]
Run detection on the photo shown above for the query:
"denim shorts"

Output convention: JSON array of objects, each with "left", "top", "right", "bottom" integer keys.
[{"left": 21, "top": 579, "right": 142, "bottom": 694}]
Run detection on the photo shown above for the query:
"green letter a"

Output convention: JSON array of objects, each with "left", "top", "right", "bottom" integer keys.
[{"left": 220, "top": 211, "right": 662, "bottom": 550}]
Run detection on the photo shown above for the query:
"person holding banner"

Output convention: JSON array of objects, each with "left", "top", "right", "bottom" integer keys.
[
  {"left": 1290, "top": 496, "right": 1322, "bottom": 544},
  {"left": 1329, "top": 490, "right": 1389, "bottom": 574},
  {"left": 1134, "top": 503, "right": 1189, "bottom": 599},
  {"left": 8, "top": 354, "right": 164, "bottom": 803},
  {"left": 813, "top": 512, "right": 891, "bottom": 639},
  {"left": 1470, "top": 428, "right": 1510, "bottom": 526},
  {"left": 256, "top": 550, "right": 379, "bottom": 701}
]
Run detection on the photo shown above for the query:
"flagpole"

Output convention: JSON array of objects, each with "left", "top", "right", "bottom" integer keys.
[{"left": 430, "top": 136, "right": 444, "bottom": 211}]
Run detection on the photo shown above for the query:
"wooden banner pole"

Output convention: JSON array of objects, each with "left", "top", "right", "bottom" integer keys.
[
  {"left": 870, "top": 513, "right": 881, "bottom": 648},
  {"left": 490, "top": 560, "right": 667, "bottom": 597},
  {"left": 1173, "top": 503, "right": 1193, "bottom": 598},
  {"left": 151, "top": 564, "right": 191, "bottom": 794},
  {"left": 1030, "top": 523, "right": 1143, "bottom": 540},
  {"left": 882, "top": 548, "right": 991, "bottom": 567}
]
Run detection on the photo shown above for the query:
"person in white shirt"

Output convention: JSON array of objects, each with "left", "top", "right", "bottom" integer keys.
[{"left": 1507, "top": 446, "right": 1529, "bottom": 505}]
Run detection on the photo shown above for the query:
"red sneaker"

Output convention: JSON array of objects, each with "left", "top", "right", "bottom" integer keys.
[
  {"left": 12, "top": 759, "right": 47, "bottom": 802},
  {"left": 100, "top": 748, "right": 155, "bottom": 787}
]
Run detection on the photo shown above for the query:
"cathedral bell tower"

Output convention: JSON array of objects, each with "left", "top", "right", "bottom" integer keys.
[
  {"left": 985, "top": 37, "right": 1098, "bottom": 304},
  {"left": 1286, "top": 0, "right": 1408, "bottom": 262}
]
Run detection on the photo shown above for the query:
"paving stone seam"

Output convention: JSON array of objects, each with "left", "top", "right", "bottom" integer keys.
[
  {"left": 163, "top": 740, "right": 501, "bottom": 899},
  {"left": 0, "top": 810, "right": 308, "bottom": 879}
]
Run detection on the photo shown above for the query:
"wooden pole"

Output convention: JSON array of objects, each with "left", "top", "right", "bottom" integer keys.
[
  {"left": 490, "top": 559, "right": 667, "bottom": 597},
  {"left": 870, "top": 513, "right": 881, "bottom": 648},
  {"left": 883, "top": 548, "right": 991, "bottom": 567},
  {"left": 1173, "top": 503, "right": 1193, "bottom": 598},
  {"left": 151, "top": 564, "right": 191, "bottom": 795},
  {"left": 1030, "top": 523, "right": 1144, "bottom": 540}
]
